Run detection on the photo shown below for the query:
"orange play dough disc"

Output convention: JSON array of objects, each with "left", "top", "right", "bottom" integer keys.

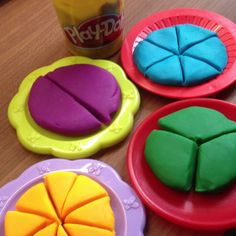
[{"left": 4, "top": 171, "right": 115, "bottom": 236}]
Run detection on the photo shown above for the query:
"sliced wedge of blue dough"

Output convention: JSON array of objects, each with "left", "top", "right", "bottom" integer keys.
[
  {"left": 196, "top": 133, "right": 236, "bottom": 192},
  {"left": 133, "top": 40, "right": 174, "bottom": 72},
  {"left": 146, "top": 56, "right": 183, "bottom": 86},
  {"left": 159, "top": 106, "right": 236, "bottom": 143},
  {"left": 184, "top": 37, "right": 228, "bottom": 72},
  {"left": 181, "top": 56, "right": 220, "bottom": 86},
  {"left": 145, "top": 26, "right": 179, "bottom": 54},
  {"left": 145, "top": 130, "right": 198, "bottom": 191},
  {"left": 176, "top": 24, "right": 216, "bottom": 53}
]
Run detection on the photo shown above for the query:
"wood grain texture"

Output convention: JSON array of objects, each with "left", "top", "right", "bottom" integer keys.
[{"left": 1, "top": 0, "right": 236, "bottom": 235}]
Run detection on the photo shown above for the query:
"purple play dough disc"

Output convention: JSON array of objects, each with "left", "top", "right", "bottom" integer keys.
[
  {"left": 28, "top": 64, "right": 121, "bottom": 136},
  {"left": 0, "top": 159, "right": 146, "bottom": 236},
  {"left": 29, "top": 77, "right": 102, "bottom": 136}
]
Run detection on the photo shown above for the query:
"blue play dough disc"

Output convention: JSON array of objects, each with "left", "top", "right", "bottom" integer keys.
[{"left": 133, "top": 24, "right": 228, "bottom": 87}]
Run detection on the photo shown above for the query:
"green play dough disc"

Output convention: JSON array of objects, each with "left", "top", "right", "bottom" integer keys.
[
  {"left": 145, "top": 130, "right": 198, "bottom": 191},
  {"left": 145, "top": 106, "right": 236, "bottom": 192}
]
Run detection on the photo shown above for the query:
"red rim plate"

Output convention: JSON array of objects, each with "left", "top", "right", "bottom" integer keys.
[
  {"left": 121, "top": 8, "right": 236, "bottom": 99},
  {"left": 127, "top": 98, "right": 236, "bottom": 230}
]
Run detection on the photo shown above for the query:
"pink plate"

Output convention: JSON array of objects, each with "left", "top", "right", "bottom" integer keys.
[
  {"left": 121, "top": 8, "right": 236, "bottom": 99},
  {"left": 127, "top": 98, "right": 236, "bottom": 230}
]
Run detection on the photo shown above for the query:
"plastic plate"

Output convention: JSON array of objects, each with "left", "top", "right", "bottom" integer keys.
[
  {"left": 8, "top": 56, "right": 140, "bottom": 159},
  {"left": 127, "top": 98, "right": 236, "bottom": 230},
  {"left": 0, "top": 159, "right": 145, "bottom": 236},
  {"left": 121, "top": 8, "right": 236, "bottom": 99}
]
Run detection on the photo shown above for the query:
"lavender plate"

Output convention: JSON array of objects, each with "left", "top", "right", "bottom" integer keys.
[{"left": 0, "top": 159, "right": 146, "bottom": 236}]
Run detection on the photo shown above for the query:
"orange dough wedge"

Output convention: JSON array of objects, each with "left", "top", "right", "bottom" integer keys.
[
  {"left": 5, "top": 211, "right": 51, "bottom": 236},
  {"left": 57, "top": 225, "right": 68, "bottom": 236},
  {"left": 62, "top": 175, "right": 108, "bottom": 218},
  {"left": 65, "top": 197, "right": 115, "bottom": 231},
  {"left": 34, "top": 223, "right": 58, "bottom": 236},
  {"left": 44, "top": 171, "right": 77, "bottom": 217},
  {"left": 16, "top": 183, "right": 60, "bottom": 223},
  {"left": 64, "top": 224, "right": 115, "bottom": 236}
]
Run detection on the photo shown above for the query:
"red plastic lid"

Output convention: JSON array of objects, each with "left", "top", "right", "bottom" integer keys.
[
  {"left": 127, "top": 98, "right": 236, "bottom": 230},
  {"left": 121, "top": 8, "right": 236, "bottom": 99}
]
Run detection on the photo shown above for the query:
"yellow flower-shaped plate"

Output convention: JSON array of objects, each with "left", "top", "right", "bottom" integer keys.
[{"left": 8, "top": 57, "right": 140, "bottom": 159}]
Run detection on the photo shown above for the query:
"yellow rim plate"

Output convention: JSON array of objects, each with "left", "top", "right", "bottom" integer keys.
[{"left": 8, "top": 56, "right": 140, "bottom": 159}]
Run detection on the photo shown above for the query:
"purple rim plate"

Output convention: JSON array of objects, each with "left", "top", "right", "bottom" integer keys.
[{"left": 0, "top": 159, "right": 146, "bottom": 236}]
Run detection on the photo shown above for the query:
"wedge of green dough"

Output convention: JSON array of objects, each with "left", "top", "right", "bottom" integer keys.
[
  {"left": 145, "top": 130, "right": 198, "bottom": 191},
  {"left": 196, "top": 132, "right": 236, "bottom": 192},
  {"left": 159, "top": 106, "right": 236, "bottom": 143}
]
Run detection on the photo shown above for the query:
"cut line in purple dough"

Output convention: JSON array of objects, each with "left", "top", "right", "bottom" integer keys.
[
  {"left": 28, "top": 64, "right": 121, "bottom": 136},
  {"left": 28, "top": 77, "right": 102, "bottom": 136},
  {"left": 47, "top": 64, "right": 121, "bottom": 124}
]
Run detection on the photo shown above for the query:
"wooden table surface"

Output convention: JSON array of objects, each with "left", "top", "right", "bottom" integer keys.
[{"left": 1, "top": 0, "right": 236, "bottom": 235}]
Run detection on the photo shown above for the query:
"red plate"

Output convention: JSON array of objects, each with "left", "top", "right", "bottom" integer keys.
[
  {"left": 121, "top": 8, "right": 236, "bottom": 99},
  {"left": 127, "top": 98, "right": 236, "bottom": 230}
]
